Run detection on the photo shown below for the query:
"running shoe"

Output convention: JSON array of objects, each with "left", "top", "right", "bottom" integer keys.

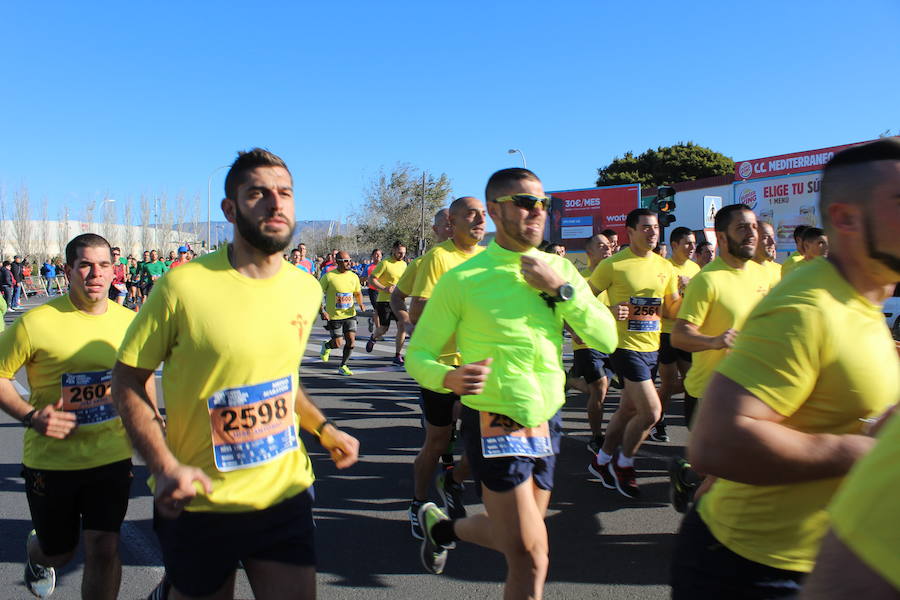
[
  {"left": 418, "top": 502, "right": 450, "bottom": 575},
  {"left": 320, "top": 340, "right": 331, "bottom": 363},
  {"left": 368, "top": 318, "right": 374, "bottom": 333},
  {"left": 365, "top": 337, "right": 375, "bottom": 353},
  {"left": 408, "top": 500, "right": 425, "bottom": 540},
  {"left": 588, "top": 456, "right": 616, "bottom": 489},
  {"left": 24, "top": 530, "right": 55, "bottom": 598},
  {"left": 649, "top": 424, "right": 670, "bottom": 443},
  {"left": 146, "top": 575, "right": 171, "bottom": 600},
  {"left": 392, "top": 355, "right": 405, "bottom": 366},
  {"left": 610, "top": 376, "right": 624, "bottom": 390},
  {"left": 338, "top": 365, "right": 353, "bottom": 376},
  {"left": 436, "top": 471, "right": 466, "bottom": 521},
  {"left": 608, "top": 453, "right": 640, "bottom": 499},
  {"left": 668, "top": 457, "right": 696, "bottom": 514},
  {"left": 586, "top": 434, "right": 604, "bottom": 455}
]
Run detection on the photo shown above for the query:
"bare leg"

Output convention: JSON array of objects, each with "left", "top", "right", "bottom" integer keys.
[{"left": 82, "top": 530, "right": 121, "bottom": 600}]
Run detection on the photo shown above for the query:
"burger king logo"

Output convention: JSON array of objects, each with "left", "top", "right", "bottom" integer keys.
[
  {"left": 738, "top": 161, "right": 753, "bottom": 179},
  {"left": 739, "top": 188, "right": 757, "bottom": 210}
]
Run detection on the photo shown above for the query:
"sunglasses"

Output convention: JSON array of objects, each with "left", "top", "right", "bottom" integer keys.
[
  {"left": 336, "top": 259, "right": 351, "bottom": 263},
  {"left": 493, "top": 194, "right": 550, "bottom": 211}
]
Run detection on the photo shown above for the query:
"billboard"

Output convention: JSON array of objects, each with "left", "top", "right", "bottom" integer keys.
[
  {"left": 733, "top": 171, "right": 821, "bottom": 253},
  {"left": 734, "top": 140, "right": 874, "bottom": 181},
  {"left": 546, "top": 184, "right": 641, "bottom": 252}
]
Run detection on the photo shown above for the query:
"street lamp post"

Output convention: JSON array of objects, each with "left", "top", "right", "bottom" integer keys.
[
  {"left": 207, "top": 165, "right": 230, "bottom": 254},
  {"left": 507, "top": 148, "right": 527, "bottom": 168}
]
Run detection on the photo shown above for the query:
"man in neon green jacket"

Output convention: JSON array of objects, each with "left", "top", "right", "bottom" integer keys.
[{"left": 406, "top": 167, "right": 618, "bottom": 599}]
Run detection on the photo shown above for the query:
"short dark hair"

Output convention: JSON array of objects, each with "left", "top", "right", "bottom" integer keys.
[
  {"left": 669, "top": 227, "right": 694, "bottom": 245},
  {"left": 625, "top": 208, "right": 655, "bottom": 230},
  {"left": 801, "top": 227, "right": 825, "bottom": 243},
  {"left": 792, "top": 224, "right": 810, "bottom": 242},
  {"left": 714, "top": 204, "right": 753, "bottom": 232},
  {"left": 826, "top": 138, "right": 900, "bottom": 171},
  {"left": 65, "top": 233, "right": 112, "bottom": 267},
  {"left": 224, "top": 148, "right": 291, "bottom": 200},
  {"left": 391, "top": 240, "right": 405, "bottom": 249},
  {"left": 2, "top": 261, "right": 9, "bottom": 267},
  {"left": 697, "top": 241, "right": 713, "bottom": 251},
  {"left": 485, "top": 168, "right": 541, "bottom": 203},
  {"left": 544, "top": 242, "right": 564, "bottom": 254},
  {"left": 820, "top": 138, "right": 900, "bottom": 227},
  {"left": 600, "top": 228, "right": 618, "bottom": 238}
]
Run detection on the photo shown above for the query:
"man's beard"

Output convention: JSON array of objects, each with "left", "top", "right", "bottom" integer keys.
[
  {"left": 233, "top": 204, "right": 295, "bottom": 255},
  {"left": 726, "top": 232, "right": 756, "bottom": 261},
  {"left": 865, "top": 214, "right": 900, "bottom": 275}
]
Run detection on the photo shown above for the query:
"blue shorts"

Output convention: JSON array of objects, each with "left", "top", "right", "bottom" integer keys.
[
  {"left": 571, "top": 348, "right": 615, "bottom": 384},
  {"left": 611, "top": 348, "right": 659, "bottom": 383},
  {"left": 460, "top": 405, "right": 562, "bottom": 493},
  {"left": 154, "top": 489, "right": 316, "bottom": 597}
]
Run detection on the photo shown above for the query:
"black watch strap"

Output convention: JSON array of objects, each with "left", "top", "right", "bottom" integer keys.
[
  {"left": 22, "top": 409, "right": 36, "bottom": 428},
  {"left": 314, "top": 418, "right": 336, "bottom": 437}
]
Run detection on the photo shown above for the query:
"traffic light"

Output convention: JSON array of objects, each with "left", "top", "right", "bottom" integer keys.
[{"left": 651, "top": 186, "right": 677, "bottom": 227}]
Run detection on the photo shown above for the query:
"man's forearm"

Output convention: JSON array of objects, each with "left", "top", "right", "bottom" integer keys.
[
  {"left": 409, "top": 297, "right": 427, "bottom": 324},
  {"left": 0, "top": 378, "right": 33, "bottom": 420},
  {"left": 390, "top": 289, "right": 409, "bottom": 323},
  {"left": 671, "top": 320, "right": 720, "bottom": 352},
  {"left": 112, "top": 362, "right": 176, "bottom": 475},
  {"left": 295, "top": 384, "right": 329, "bottom": 435}
]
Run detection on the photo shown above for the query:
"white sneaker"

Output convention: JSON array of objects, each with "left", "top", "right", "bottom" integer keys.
[{"left": 24, "top": 530, "right": 56, "bottom": 598}]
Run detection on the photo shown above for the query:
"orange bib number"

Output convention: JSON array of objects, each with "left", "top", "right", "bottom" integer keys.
[
  {"left": 335, "top": 292, "right": 352, "bottom": 310},
  {"left": 207, "top": 376, "right": 298, "bottom": 472},
  {"left": 627, "top": 296, "right": 662, "bottom": 332},
  {"left": 60, "top": 370, "right": 116, "bottom": 425},
  {"left": 480, "top": 412, "right": 553, "bottom": 458}
]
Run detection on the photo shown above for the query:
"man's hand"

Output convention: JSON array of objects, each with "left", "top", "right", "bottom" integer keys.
[
  {"left": 520, "top": 255, "right": 565, "bottom": 295},
  {"left": 611, "top": 303, "right": 629, "bottom": 320},
  {"left": 443, "top": 358, "right": 493, "bottom": 396},
  {"left": 320, "top": 309, "right": 330, "bottom": 321},
  {"left": 713, "top": 328, "right": 738, "bottom": 349},
  {"left": 320, "top": 426, "right": 360, "bottom": 469},
  {"left": 154, "top": 463, "right": 213, "bottom": 519},
  {"left": 31, "top": 399, "right": 77, "bottom": 439},
  {"left": 677, "top": 275, "right": 691, "bottom": 294}
]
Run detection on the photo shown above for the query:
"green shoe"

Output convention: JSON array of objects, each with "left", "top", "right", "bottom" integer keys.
[
  {"left": 320, "top": 340, "right": 331, "bottom": 363},
  {"left": 418, "top": 502, "right": 450, "bottom": 575},
  {"left": 338, "top": 364, "right": 353, "bottom": 376},
  {"left": 24, "top": 530, "right": 56, "bottom": 598}
]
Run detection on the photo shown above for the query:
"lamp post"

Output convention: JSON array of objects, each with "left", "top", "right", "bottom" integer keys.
[
  {"left": 507, "top": 148, "right": 527, "bottom": 168},
  {"left": 207, "top": 165, "right": 230, "bottom": 254}
]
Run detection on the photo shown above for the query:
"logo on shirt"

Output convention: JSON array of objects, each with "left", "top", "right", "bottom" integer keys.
[
  {"left": 657, "top": 272, "right": 668, "bottom": 285},
  {"left": 290, "top": 313, "right": 309, "bottom": 340}
]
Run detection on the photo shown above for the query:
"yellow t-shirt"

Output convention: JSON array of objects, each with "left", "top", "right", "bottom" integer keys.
[
  {"left": 699, "top": 257, "right": 899, "bottom": 572},
  {"left": 662, "top": 257, "right": 701, "bottom": 334},
  {"left": 320, "top": 269, "right": 361, "bottom": 320},
  {"left": 780, "top": 252, "right": 804, "bottom": 277},
  {"left": 676, "top": 258, "right": 769, "bottom": 398},
  {"left": 589, "top": 248, "right": 678, "bottom": 353},
  {"left": 573, "top": 266, "right": 609, "bottom": 351},
  {"left": 372, "top": 258, "right": 407, "bottom": 302},
  {"left": 829, "top": 413, "right": 900, "bottom": 591},
  {"left": 395, "top": 256, "right": 421, "bottom": 297},
  {"left": 411, "top": 239, "right": 485, "bottom": 299},
  {"left": 117, "top": 247, "right": 321, "bottom": 513},
  {"left": 0, "top": 296, "right": 134, "bottom": 470},
  {"left": 759, "top": 260, "right": 782, "bottom": 290}
]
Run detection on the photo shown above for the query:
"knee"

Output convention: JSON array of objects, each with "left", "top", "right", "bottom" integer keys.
[
  {"left": 333, "top": 338, "right": 343, "bottom": 348},
  {"left": 84, "top": 532, "right": 119, "bottom": 563},
  {"left": 639, "top": 404, "right": 662, "bottom": 426},
  {"left": 421, "top": 428, "right": 451, "bottom": 454},
  {"left": 504, "top": 538, "right": 549, "bottom": 573}
]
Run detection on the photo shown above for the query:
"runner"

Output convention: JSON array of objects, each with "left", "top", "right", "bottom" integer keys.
[
  {"left": 780, "top": 223, "right": 809, "bottom": 276},
  {"left": 0, "top": 233, "right": 136, "bottom": 600},
  {"left": 168, "top": 246, "right": 189, "bottom": 269},
  {"left": 140, "top": 250, "right": 167, "bottom": 298},
  {"left": 109, "top": 247, "right": 128, "bottom": 304},
  {"left": 782, "top": 226, "right": 829, "bottom": 277},
  {"left": 667, "top": 205, "right": 769, "bottom": 512},
  {"left": 366, "top": 241, "right": 407, "bottom": 365},
  {"left": 753, "top": 220, "right": 782, "bottom": 289},
  {"left": 588, "top": 208, "right": 681, "bottom": 498},
  {"left": 694, "top": 241, "right": 714, "bottom": 267},
  {"left": 296, "top": 243, "right": 314, "bottom": 274},
  {"left": 112, "top": 148, "right": 359, "bottom": 600},
  {"left": 670, "top": 139, "right": 900, "bottom": 598},
  {"left": 653, "top": 226, "right": 700, "bottom": 443},
  {"left": 600, "top": 228, "right": 619, "bottom": 253},
  {"left": 319, "top": 250, "right": 366, "bottom": 376},
  {"left": 406, "top": 168, "right": 617, "bottom": 598},
  {"left": 364, "top": 248, "right": 383, "bottom": 332},
  {"left": 406, "top": 198, "right": 485, "bottom": 537},
  {"left": 567, "top": 233, "right": 615, "bottom": 454}
]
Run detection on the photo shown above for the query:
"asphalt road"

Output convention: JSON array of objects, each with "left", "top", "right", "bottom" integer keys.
[{"left": 0, "top": 299, "right": 689, "bottom": 599}]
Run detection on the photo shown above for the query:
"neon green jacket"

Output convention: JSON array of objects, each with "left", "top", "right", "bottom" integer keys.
[{"left": 406, "top": 241, "right": 618, "bottom": 427}]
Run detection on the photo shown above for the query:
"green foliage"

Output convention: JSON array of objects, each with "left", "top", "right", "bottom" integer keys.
[
  {"left": 596, "top": 142, "right": 734, "bottom": 189},
  {"left": 354, "top": 163, "right": 453, "bottom": 257}
]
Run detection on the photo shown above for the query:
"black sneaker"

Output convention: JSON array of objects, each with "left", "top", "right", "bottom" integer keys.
[
  {"left": 649, "top": 424, "right": 670, "bottom": 443},
  {"left": 24, "top": 530, "right": 55, "bottom": 598},
  {"left": 408, "top": 500, "right": 425, "bottom": 540},
  {"left": 588, "top": 456, "right": 616, "bottom": 489},
  {"left": 586, "top": 434, "right": 604, "bottom": 455},
  {"left": 436, "top": 471, "right": 466, "bottom": 520},
  {"left": 365, "top": 337, "right": 376, "bottom": 353},
  {"left": 608, "top": 454, "right": 640, "bottom": 499},
  {"left": 669, "top": 458, "right": 697, "bottom": 514},
  {"left": 418, "top": 502, "right": 450, "bottom": 575}
]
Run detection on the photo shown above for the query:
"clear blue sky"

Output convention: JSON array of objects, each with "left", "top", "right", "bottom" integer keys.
[{"left": 1, "top": 1, "right": 898, "bottom": 227}]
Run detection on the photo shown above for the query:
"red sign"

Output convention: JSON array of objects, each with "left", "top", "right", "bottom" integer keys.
[
  {"left": 546, "top": 185, "right": 641, "bottom": 251},
  {"left": 735, "top": 140, "right": 876, "bottom": 180}
]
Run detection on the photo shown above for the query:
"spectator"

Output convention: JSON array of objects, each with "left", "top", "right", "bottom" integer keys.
[
  {"left": 40, "top": 260, "right": 56, "bottom": 295},
  {"left": 1, "top": 261, "right": 16, "bottom": 309}
]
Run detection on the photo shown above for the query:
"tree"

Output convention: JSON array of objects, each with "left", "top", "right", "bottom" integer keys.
[
  {"left": 140, "top": 195, "right": 153, "bottom": 252},
  {"left": 596, "top": 142, "right": 734, "bottom": 189},
  {"left": 354, "top": 164, "right": 453, "bottom": 257},
  {"left": 13, "top": 185, "right": 33, "bottom": 257}
]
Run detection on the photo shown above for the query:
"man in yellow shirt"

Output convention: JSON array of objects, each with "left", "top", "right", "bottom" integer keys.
[
  {"left": 753, "top": 220, "right": 782, "bottom": 289},
  {"left": 319, "top": 251, "right": 365, "bottom": 376},
  {"left": 588, "top": 208, "right": 681, "bottom": 498},
  {"left": 672, "top": 139, "right": 900, "bottom": 598},
  {"left": 366, "top": 241, "right": 408, "bottom": 365},
  {"left": 112, "top": 149, "right": 360, "bottom": 600},
  {"left": 653, "top": 226, "right": 700, "bottom": 444},
  {"left": 0, "top": 233, "right": 136, "bottom": 600},
  {"left": 780, "top": 223, "right": 809, "bottom": 276},
  {"left": 406, "top": 196, "right": 485, "bottom": 537}
]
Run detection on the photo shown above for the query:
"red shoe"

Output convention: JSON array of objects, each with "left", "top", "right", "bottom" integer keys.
[{"left": 608, "top": 453, "right": 640, "bottom": 498}]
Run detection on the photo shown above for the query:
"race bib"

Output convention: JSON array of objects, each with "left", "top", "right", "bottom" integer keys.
[
  {"left": 60, "top": 370, "right": 117, "bottom": 425},
  {"left": 335, "top": 292, "right": 352, "bottom": 310},
  {"left": 627, "top": 296, "right": 662, "bottom": 332},
  {"left": 207, "top": 376, "right": 298, "bottom": 472},
  {"left": 480, "top": 412, "right": 553, "bottom": 458}
]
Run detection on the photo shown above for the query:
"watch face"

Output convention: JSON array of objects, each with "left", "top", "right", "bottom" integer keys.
[{"left": 559, "top": 283, "right": 574, "bottom": 301}]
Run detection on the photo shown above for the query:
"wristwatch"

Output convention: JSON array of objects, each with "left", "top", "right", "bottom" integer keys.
[
  {"left": 554, "top": 282, "right": 575, "bottom": 302},
  {"left": 21, "top": 409, "right": 36, "bottom": 428}
]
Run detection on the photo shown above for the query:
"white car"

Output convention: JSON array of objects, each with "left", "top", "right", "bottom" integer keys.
[{"left": 884, "top": 285, "right": 900, "bottom": 341}]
